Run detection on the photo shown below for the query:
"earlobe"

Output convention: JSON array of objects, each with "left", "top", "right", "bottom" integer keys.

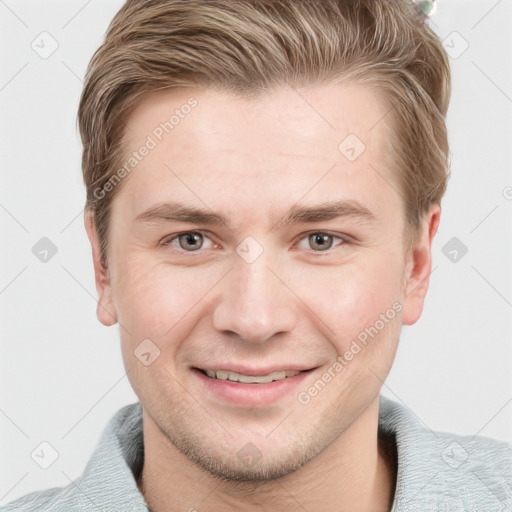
[
  {"left": 83, "top": 209, "right": 118, "bottom": 326},
  {"left": 402, "top": 204, "right": 441, "bottom": 326}
]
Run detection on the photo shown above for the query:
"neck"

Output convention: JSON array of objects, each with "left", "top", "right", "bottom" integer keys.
[{"left": 137, "top": 398, "right": 397, "bottom": 512}]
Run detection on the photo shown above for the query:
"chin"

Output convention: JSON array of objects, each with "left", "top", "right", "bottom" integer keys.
[
  {"left": 164, "top": 426, "right": 323, "bottom": 484},
  {"left": 185, "top": 449, "right": 312, "bottom": 483}
]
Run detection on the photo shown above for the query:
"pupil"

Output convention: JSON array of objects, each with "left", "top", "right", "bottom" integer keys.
[
  {"left": 180, "top": 233, "right": 202, "bottom": 250},
  {"left": 311, "top": 233, "right": 332, "bottom": 251}
]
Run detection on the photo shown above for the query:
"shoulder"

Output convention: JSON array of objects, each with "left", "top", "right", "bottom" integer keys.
[
  {"left": 1, "top": 403, "right": 147, "bottom": 512},
  {"left": 0, "top": 482, "right": 85, "bottom": 511},
  {"left": 433, "top": 429, "right": 512, "bottom": 509},
  {"left": 379, "top": 395, "right": 512, "bottom": 511}
]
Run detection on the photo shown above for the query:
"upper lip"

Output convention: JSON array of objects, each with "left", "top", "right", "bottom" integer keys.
[{"left": 194, "top": 364, "right": 317, "bottom": 376}]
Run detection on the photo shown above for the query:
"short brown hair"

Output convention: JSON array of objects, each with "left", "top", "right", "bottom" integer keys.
[{"left": 78, "top": 0, "right": 451, "bottom": 263}]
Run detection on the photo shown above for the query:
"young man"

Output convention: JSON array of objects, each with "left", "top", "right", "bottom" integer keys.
[{"left": 4, "top": 0, "right": 511, "bottom": 511}]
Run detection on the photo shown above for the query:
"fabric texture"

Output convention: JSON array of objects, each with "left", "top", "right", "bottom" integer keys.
[{"left": 2, "top": 395, "right": 510, "bottom": 511}]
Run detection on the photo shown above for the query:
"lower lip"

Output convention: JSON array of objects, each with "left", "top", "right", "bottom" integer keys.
[{"left": 193, "top": 368, "right": 315, "bottom": 407}]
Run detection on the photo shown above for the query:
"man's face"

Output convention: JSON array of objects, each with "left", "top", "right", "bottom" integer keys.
[{"left": 89, "top": 84, "right": 433, "bottom": 480}]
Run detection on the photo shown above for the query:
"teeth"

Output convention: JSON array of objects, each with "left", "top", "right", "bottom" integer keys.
[
  {"left": 203, "top": 369, "right": 301, "bottom": 383},
  {"left": 228, "top": 371, "right": 239, "bottom": 382}
]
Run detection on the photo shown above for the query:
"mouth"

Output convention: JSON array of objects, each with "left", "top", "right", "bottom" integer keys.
[
  {"left": 192, "top": 366, "right": 317, "bottom": 407},
  {"left": 198, "top": 368, "right": 302, "bottom": 384}
]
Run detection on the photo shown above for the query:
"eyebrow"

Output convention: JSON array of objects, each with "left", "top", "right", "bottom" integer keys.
[
  {"left": 134, "top": 200, "right": 377, "bottom": 229},
  {"left": 280, "top": 200, "right": 377, "bottom": 227},
  {"left": 135, "top": 202, "right": 228, "bottom": 225}
]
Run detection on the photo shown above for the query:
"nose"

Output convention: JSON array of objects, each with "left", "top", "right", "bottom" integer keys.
[{"left": 212, "top": 251, "right": 298, "bottom": 344}]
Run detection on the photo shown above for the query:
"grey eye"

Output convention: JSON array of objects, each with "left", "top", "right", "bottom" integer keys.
[
  {"left": 308, "top": 233, "right": 334, "bottom": 251},
  {"left": 178, "top": 233, "right": 204, "bottom": 251}
]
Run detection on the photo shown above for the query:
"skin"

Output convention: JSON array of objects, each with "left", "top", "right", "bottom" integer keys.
[{"left": 85, "top": 83, "right": 440, "bottom": 512}]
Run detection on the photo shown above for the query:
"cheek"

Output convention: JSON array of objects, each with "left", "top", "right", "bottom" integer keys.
[
  {"left": 295, "top": 254, "right": 404, "bottom": 352},
  {"left": 114, "top": 260, "right": 226, "bottom": 398},
  {"left": 112, "top": 257, "right": 223, "bottom": 343}
]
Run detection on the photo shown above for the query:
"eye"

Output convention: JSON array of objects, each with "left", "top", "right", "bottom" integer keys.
[
  {"left": 162, "top": 232, "right": 214, "bottom": 252},
  {"left": 297, "top": 232, "right": 348, "bottom": 252}
]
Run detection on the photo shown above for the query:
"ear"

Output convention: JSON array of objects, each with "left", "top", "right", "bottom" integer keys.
[
  {"left": 402, "top": 203, "right": 441, "bottom": 326},
  {"left": 84, "top": 209, "right": 118, "bottom": 326}
]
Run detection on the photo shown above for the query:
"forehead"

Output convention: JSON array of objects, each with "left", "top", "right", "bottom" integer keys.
[
  {"left": 124, "top": 83, "right": 390, "bottom": 155},
  {"left": 115, "top": 83, "right": 400, "bottom": 228}
]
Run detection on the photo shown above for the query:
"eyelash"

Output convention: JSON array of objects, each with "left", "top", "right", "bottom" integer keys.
[{"left": 160, "top": 230, "right": 350, "bottom": 255}]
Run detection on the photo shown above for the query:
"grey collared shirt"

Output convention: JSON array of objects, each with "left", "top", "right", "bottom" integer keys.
[{"left": 2, "top": 396, "right": 511, "bottom": 511}]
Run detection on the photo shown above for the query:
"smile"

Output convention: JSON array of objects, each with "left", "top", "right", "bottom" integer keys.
[{"left": 202, "top": 369, "right": 301, "bottom": 384}]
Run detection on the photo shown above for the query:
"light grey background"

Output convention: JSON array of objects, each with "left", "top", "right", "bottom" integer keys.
[{"left": 1, "top": 0, "right": 511, "bottom": 505}]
